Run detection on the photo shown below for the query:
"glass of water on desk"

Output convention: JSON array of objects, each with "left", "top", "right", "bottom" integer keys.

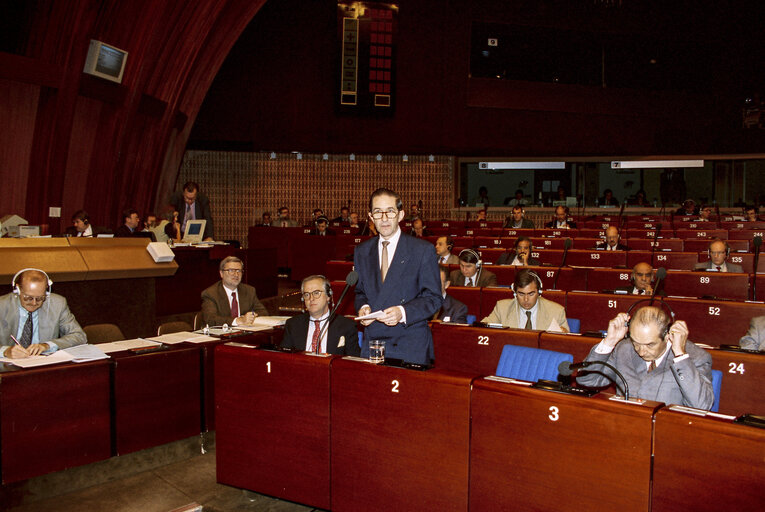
[{"left": 369, "top": 340, "right": 385, "bottom": 364}]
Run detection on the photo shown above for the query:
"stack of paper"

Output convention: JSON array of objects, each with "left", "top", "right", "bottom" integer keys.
[
  {"left": 97, "top": 338, "right": 161, "bottom": 354},
  {"left": 63, "top": 344, "right": 110, "bottom": 362}
]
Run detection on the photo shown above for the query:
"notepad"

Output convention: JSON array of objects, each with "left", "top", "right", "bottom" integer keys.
[{"left": 0, "top": 350, "right": 74, "bottom": 368}]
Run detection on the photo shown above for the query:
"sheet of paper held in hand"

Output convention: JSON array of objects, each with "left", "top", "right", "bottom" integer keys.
[
  {"left": 0, "top": 350, "right": 74, "bottom": 368},
  {"left": 97, "top": 338, "right": 162, "bottom": 354},
  {"left": 147, "top": 331, "right": 217, "bottom": 344},
  {"left": 354, "top": 310, "right": 386, "bottom": 321}
]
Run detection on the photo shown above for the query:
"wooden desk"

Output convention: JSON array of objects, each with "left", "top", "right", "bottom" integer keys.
[
  {"left": 652, "top": 407, "right": 765, "bottom": 511},
  {"left": 431, "top": 323, "right": 540, "bottom": 376},
  {"left": 111, "top": 345, "right": 201, "bottom": 454},
  {"left": 330, "top": 359, "right": 473, "bottom": 511},
  {"left": 470, "top": 378, "right": 661, "bottom": 511},
  {"left": 708, "top": 348, "right": 765, "bottom": 415},
  {"left": 197, "top": 330, "right": 276, "bottom": 431},
  {"left": 215, "top": 345, "right": 335, "bottom": 510},
  {"left": 0, "top": 360, "right": 111, "bottom": 484}
]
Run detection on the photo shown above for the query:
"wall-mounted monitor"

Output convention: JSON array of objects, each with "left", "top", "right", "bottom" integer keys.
[{"left": 83, "top": 39, "right": 128, "bottom": 83}]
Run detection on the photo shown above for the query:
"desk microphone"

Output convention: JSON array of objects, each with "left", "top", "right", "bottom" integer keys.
[
  {"left": 315, "top": 270, "right": 358, "bottom": 354},
  {"left": 558, "top": 360, "right": 630, "bottom": 400},
  {"left": 649, "top": 223, "right": 662, "bottom": 266},
  {"left": 650, "top": 267, "right": 667, "bottom": 305},
  {"left": 551, "top": 238, "right": 572, "bottom": 289},
  {"left": 752, "top": 236, "right": 762, "bottom": 301}
]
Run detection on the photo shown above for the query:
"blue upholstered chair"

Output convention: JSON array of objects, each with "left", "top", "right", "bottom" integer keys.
[
  {"left": 495, "top": 345, "right": 574, "bottom": 382},
  {"left": 711, "top": 369, "right": 723, "bottom": 413},
  {"left": 567, "top": 318, "right": 580, "bottom": 333}
]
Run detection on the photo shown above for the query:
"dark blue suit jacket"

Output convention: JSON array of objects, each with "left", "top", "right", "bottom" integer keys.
[
  {"left": 439, "top": 294, "right": 468, "bottom": 324},
  {"left": 354, "top": 232, "right": 442, "bottom": 364}
]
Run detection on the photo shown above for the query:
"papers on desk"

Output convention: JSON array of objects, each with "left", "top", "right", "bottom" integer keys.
[
  {"left": 251, "top": 316, "right": 290, "bottom": 327},
  {"left": 0, "top": 350, "right": 74, "bottom": 368},
  {"left": 546, "top": 319, "right": 563, "bottom": 333},
  {"left": 97, "top": 338, "right": 161, "bottom": 353},
  {"left": 233, "top": 325, "right": 274, "bottom": 333},
  {"left": 63, "top": 344, "right": 110, "bottom": 362},
  {"left": 147, "top": 331, "right": 217, "bottom": 344}
]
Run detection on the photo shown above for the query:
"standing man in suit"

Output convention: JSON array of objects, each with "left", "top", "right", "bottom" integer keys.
[
  {"left": 281, "top": 275, "right": 359, "bottom": 355},
  {"left": 496, "top": 236, "right": 540, "bottom": 266},
  {"left": 448, "top": 249, "right": 498, "bottom": 287},
  {"left": 596, "top": 226, "right": 631, "bottom": 251},
  {"left": 435, "top": 236, "right": 459, "bottom": 265},
  {"left": 577, "top": 307, "right": 713, "bottom": 410},
  {"left": 1, "top": 269, "right": 86, "bottom": 358},
  {"left": 436, "top": 266, "right": 468, "bottom": 323},
  {"left": 481, "top": 269, "right": 569, "bottom": 331},
  {"left": 503, "top": 205, "right": 535, "bottom": 229},
  {"left": 354, "top": 188, "right": 442, "bottom": 365},
  {"left": 201, "top": 256, "right": 268, "bottom": 326},
  {"left": 694, "top": 239, "right": 743, "bottom": 273},
  {"left": 169, "top": 181, "right": 214, "bottom": 241},
  {"left": 739, "top": 316, "right": 765, "bottom": 351}
]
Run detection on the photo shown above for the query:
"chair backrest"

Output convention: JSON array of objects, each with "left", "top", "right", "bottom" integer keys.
[
  {"left": 567, "top": 318, "right": 581, "bottom": 334},
  {"left": 711, "top": 369, "right": 723, "bottom": 413},
  {"left": 83, "top": 323, "right": 125, "bottom": 344},
  {"left": 157, "top": 321, "right": 192, "bottom": 336},
  {"left": 495, "top": 345, "right": 573, "bottom": 382}
]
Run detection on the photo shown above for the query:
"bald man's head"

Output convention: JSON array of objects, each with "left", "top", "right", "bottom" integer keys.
[{"left": 605, "top": 226, "right": 620, "bottom": 247}]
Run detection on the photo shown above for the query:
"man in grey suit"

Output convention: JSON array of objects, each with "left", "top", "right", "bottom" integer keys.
[
  {"left": 577, "top": 307, "right": 713, "bottom": 410},
  {"left": 481, "top": 269, "right": 569, "bottom": 331},
  {"left": 1, "top": 269, "right": 86, "bottom": 358},
  {"left": 435, "top": 236, "right": 459, "bottom": 265},
  {"left": 739, "top": 316, "right": 765, "bottom": 351},
  {"left": 693, "top": 239, "right": 743, "bottom": 273}
]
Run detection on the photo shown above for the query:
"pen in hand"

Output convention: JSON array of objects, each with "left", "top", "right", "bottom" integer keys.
[{"left": 9, "top": 334, "right": 30, "bottom": 358}]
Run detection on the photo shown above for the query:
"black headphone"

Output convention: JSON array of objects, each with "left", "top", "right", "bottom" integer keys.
[
  {"left": 625, "top": 299, "right": 676, "bottom": 339},
  {"left": 300, "top": 276, "right": 333, "bottom": 302},
  {"left": 707, "top": 239, "right": 730, "bottom": 258},
  {"left": 511, "top": 270, "right": 544, "bottom": 295},
  {"left": 12, "top": 268, "right": 53, "bottom": 297},
  {"left": 459, "top": 248, "right": 482, "bottom": 268},
  {"left": 445, "top": 237, "right": 454, "bottom": 252}
]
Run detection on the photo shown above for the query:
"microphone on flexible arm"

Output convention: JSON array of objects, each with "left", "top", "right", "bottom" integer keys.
[
  {"left": 551, "top": 238, "right": 572, "bottom": 290},
  {"left": 649, "top": 267, "right": 667, "bottom": 306},
  {"left": 558, "top": 360, "right": 630, "bottom": 400},
  {"left": 649, "top": 223, "right": 662, "bottom": 267},
  {"left": 752, "top": 236, "right": 762, "bottom": 301},
  {"left": 315, "top": 271, "right": 358, "bottom": 354}
]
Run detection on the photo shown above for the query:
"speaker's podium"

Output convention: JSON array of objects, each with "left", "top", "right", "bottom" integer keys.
[
  {"left": 469, "top": 376, "right": 663, "bottom": 511},
  {"left": 215, "top": 344, "right": 336, "bottom": 510},
  {"left": 330, "top": 357, "right": 474, "bottom": 512}
]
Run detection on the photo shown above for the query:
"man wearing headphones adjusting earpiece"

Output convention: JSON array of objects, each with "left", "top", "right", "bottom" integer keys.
[
  {"left": 481, "top": 269, "right": 569, "bottom": 331},
  {"left": 577, "top": 306, "right": 713, "bottom": 409},
  {"left": 448, "top": 249, "right": 498, "bottom": 287},
  {"left": 281, "top": 275, "right": 359, "bottom": 355},
  {"left": 1, "top": 269, "right": 86, "bottom": 358},
  {"left": 693, "top": 239, "right": 743, "bottom": 272}
]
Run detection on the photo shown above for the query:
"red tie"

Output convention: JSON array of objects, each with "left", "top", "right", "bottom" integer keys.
[
  {"left": 230, "top": 292, "right": 238, "bottom": 318},
  {"left": 716, "top": 266, "right": 721, "bottom": 271},
  {"left": 311, "top": 319, "right": 321, "bottom": 352}
]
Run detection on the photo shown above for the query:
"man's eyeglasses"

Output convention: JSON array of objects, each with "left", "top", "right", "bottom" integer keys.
[
  {"left": 302, "top": 290, "right": 325, "bottom": 300},
  {"left": 371, "top": 209, "right": 398, "bottom": 220},
  {"left": 222, "top": 268, "right": 243, "bottom": 275},
  {"left": 21, "top": 294, "right": 46, "bottom": 304}
]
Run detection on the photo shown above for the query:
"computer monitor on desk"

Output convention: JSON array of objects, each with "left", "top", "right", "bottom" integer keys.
[{"left": 183, "top": 220, "right": 206, "bottom": 243}]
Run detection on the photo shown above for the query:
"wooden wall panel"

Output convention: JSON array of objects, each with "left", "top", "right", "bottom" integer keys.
[{"left": 0, "top": 79, "right": 38, "bottom": 216}]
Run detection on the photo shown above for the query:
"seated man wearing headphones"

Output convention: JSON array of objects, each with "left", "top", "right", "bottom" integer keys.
[
  {"left": 281, "top": 275, "right": 359, "bottom": 355},
  {"left": 694, "top": 239, "right": 743, "bottom": 273},
  {"left": 481, "top": 269, "right": 569, "bottom": 332},
  {"left": 595, "top": 226, "right": 631, "bottom": 251},
  {"left": 1, "top": 269, "right": 86, "bottom": 358},
  {"left": 448, "top": 249, "right": 497, "bottom": 287},
  {"left": 618, "top": 262, "right": 665, "bottom": 296},
  {"left": 435, "top": 236, "right": 459, "bottom": 265},
  {"left": 577, "top": 306, "right": 713, "bottom": 410},
  {"left": 503, "top": 205, "right": 535, "bottom": 229},
  {"left": 496, "top": 236, "right": 540, "bottom": 266}
]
